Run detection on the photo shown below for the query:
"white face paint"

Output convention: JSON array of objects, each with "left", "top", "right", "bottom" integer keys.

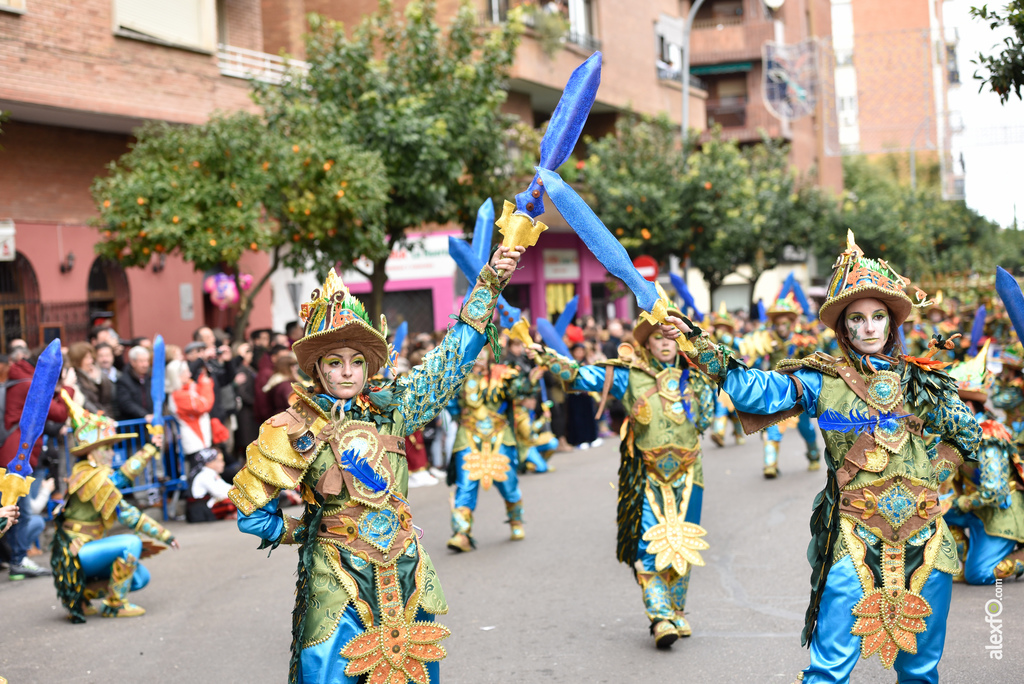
[
  {"left": 844, "top": 297, "right": 890, "bottom": 355},
  {"left": 319, "top": 347, "right": 366, "bottom": 400}
]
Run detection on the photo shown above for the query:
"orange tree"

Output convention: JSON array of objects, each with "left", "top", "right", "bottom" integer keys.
[
  {"left": 255, "top": 0, "right": 523, "bottom": 319},
  {"left": 91, "top": 111, "right": 388, "bottom": 340}
]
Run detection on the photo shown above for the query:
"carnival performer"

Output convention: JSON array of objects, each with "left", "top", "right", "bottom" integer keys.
[
  {"left": 446, "top": 346, "right": 536, "bottom": 551},
  {"left": 760, "top": 294, "right": 820, "bottom": 477},
  {"left": 707, "top": 303, "right": 745, "bottom": 448},
  {"left": 664, "top": 233, "right": 981, "bottom": 683},
  {"left": 229, "top": 245, "right": 522, "bottom": 684},
  {"left": 51, "top": 392, "right": 177, "bottom": 621},
  {"left": 527, "top": 307, "right": 715, "bottom": 649},
  {"left": 992, "top": 341, "right": 1024, "bottom": 443},
  {"left": 944, "top": 345, "right": 1024, "bottom": 583},
  {"left": 515, "top": 392, "right": 559, "bottom": 474}
]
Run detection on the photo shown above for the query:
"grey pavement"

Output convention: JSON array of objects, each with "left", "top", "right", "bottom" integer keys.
[{"left": 1, "top": 432, "right": 1020, "bottom": 683}]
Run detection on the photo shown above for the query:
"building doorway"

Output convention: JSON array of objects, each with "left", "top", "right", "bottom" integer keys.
[
  {"left": 87, "top": 257, "right": 132, "bottom": 339},
  {"left": 0, "top": 252, "right": 41, "bottom": 352}
]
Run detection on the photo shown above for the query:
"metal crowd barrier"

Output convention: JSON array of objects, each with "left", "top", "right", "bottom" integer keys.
[{"left": 57, "top": 416, "right": 189, "bottom": 522}]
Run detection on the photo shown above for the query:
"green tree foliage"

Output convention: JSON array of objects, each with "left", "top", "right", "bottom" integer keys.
[
  {"left": 585, "top": 118, "right": 833, "bottom": 302},
  {"left": 584, "top": 114, "right": 687, "bottom": 260},
  {"left": 257, "top": 0, "right": 523, "bottom": 319},
  {"left": 91, "top": 112, "right": 387, "bottom": 340},
  {"left": 813, "top": 156, "right": 1022, "bottom": 283},
  {"left": 970, "top": 2, "right": 1024, "bottom": 103}
]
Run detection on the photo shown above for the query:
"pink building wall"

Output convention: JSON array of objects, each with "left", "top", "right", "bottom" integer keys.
[{"left": 14, "top": 221, "right": 272, "bottom": 345}]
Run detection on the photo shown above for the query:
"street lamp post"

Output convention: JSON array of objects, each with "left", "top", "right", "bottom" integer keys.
[{"left": 681, "top": 0, "right": 708, "bottom": 150}]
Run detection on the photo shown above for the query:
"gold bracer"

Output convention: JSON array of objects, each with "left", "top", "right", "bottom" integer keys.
[
  {"left": 119, "top": 443, "right": 160, "bottom": 481},
  {"left": 459, "top": 265, "right": 504, "bottom": 334}
]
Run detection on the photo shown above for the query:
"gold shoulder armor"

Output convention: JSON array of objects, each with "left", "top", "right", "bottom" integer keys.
[{"left": 776, "top": 351, "right": 841, "bottom": 377}]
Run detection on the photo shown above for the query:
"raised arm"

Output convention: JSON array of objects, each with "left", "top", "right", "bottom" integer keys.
[
  {"left": 529, "top": 346, "right": 630, "bottom": 400},
  {"left": 395, "top": 248, "right": 520, "bottom": 435}
]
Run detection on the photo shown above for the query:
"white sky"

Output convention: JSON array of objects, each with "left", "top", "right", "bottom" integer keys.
[{"left": 945, "top": 0, "right": 1024, "bottom": 228}]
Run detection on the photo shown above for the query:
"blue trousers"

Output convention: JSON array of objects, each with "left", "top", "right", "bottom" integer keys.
[
  {"left": 944, "top": 510, "right": 1018, "bottom": 585},
  {"left": 78, "top": 534, "right": 151, "bottom": 591},
  {"left": 803, "top": 555, "right": 952, "bottom": 684},
  {"left": 297, "top": 605, "right": 440, "bottom": 684},
  {"left": 452, "top": 445, "right": 522, "bottom": 510}
]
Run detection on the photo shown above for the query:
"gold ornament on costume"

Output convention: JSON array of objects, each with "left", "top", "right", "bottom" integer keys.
[
  {"left": 461, "top": 441, "right": 511, "bottom": 490},
  {"left": 641, "top": 482, "right": 709, "bottom": 575}
]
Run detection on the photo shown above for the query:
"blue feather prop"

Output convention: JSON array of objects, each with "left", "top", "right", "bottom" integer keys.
[
  {"left": 339, "top": 447, "right": 389, "bottom": 493},
  {"left": 515, "top": 52, "right": 602, "bottom": 220},
  {"left": 996, "top": 267, "right": 1024, "bottom": 344},
  {"left": 537, "top": 318, "right": 572, "bottom": 358},
  {"left": 968, "top": 304, "right": 986, "bottom": 357},
  {"left": 6, "top": 338, "right": 63, "bottom": 478},
  {"left": 669, "top": 272, "right": 704, "bottom": 321},
  {"left": 472, "top": 198, "right": 495, "bottom": 265},
  {"left": 555, "top": 295, "right": 579, "bottom": 337},
  {"left": 778, "top": 272, "right": 794, "bottom": 299},
  {"left": 150, "top": 335, "right": 166, "bottom": 428},
  {"left": 538, "top": 167, "right": 661, "bottom": 315},
  {"left": 757, "top": 299, "right": 768, "bottom": 324},
  {"left": 817, "top": 409, "right": 911, "bottom": 434}
]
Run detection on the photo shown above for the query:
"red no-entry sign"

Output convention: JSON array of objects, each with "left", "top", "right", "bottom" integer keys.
[{"left": 632, "top": 255, "right": 658, "bottom": 282}]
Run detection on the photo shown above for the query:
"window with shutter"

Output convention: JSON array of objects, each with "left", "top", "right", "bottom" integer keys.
[
  {"left": 112, "top": 0, "right": 217, "bottom": 53},
  {"left": 0, "top": 0, "right": 27, "bottom": 13}
]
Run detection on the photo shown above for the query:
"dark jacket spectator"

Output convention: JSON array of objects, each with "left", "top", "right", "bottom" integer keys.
[
  {"left": 0, "top": 359, "right": 69, "bottom": 470},
  {"left": 114, "top": 347, "right": 153, "bottom": 421},
  {"left": 263, "top": 352, "right": 299, "bottom": 417},
  {"left": 232, "top": 343, "right": 258, "bottom": 464}
]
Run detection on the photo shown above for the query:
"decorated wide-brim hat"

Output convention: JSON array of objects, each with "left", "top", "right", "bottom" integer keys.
[
  {"left": 818, "top": 231, "right": 918, "bottom": 332},
  {"left": 767, "top": 293, "right": 802, "bottom": 322},
  {"left": 62, "top": 390, "right": 136, "bottom": 457},
  {"left": 633, "top": 306, "right": 684, "bottom": 347},
  {"left": 292, "top": 268, "right": 390, "bottom": 381},
  {"left": 950, "top": 340, "right": 993, "bottom": 403},
  {"left": 709, "top": 301, "right": 737, "bottom": 332}
]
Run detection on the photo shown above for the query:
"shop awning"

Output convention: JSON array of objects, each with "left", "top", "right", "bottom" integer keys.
[{"left": 690, "top": 62, "right": 754, "bottom": 76}]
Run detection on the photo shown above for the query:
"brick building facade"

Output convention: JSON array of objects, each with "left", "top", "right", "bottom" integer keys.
[
  {"left": 0, "top": 0, "right": 273, "bottom": 351},
  {"left": 265, "top": 0, "right": 712, "bottom": 330}
]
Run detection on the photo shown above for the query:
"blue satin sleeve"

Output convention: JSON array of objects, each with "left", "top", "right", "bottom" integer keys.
[
  {"left": 237, "top": 498, "right": 284, "bottom": 542},
  {"left": 572, "top": 365, "right": 629, "bottom": 401},
  {"left": 110, "top": 471, "right": 133, "bottom": 490},
  {"left": 722, "top": 366, "right": 821, "bottom": 417}
]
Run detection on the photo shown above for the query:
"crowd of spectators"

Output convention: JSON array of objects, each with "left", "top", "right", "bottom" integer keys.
[{"left": 0, "top": 311, "right": 659, "bottom": 578}]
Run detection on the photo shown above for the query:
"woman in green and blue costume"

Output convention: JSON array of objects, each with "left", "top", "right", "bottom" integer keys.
[
  {"left": 229, "top": 244, "right": 521, "bottom": 684},
  {"left": 664, "top": 233, "right": 981, "bottom": 684},
  {"left": 527, "top": 308, "right": 715, "bottom": 649},
  {"left": 945, "top": 344, "right": 1024, "bottom": 583}
]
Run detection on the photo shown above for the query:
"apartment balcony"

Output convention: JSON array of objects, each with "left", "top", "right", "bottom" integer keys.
[
  {"left": 689, "top": 16, "right": 774, "bottom": 67},
  {"left": 701, "top": 97, "right": 785, "bottom": 143},
  {"left": 217, "top": 44, "right": 309, "bottom": 85}
]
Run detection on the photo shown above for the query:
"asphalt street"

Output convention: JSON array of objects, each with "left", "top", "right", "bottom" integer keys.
[{"left": 1, "top": 432, "right": 1020, "bottom": 683}]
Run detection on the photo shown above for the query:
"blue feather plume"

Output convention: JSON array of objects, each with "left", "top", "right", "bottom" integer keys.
[
  {"left": 537, "top": 318, "right": 572, "bottom": 358},
  {"left": 757, "top": 299, "right": 768, "bottom": 324},
  {"left": 555, "top": 295, "right": 579, "bottom": 337},
  {"left": 817, "top": 409, "right": 911, "bottom": 434},
  {"left": 669, "top": 272, "right": 704, "bottom": 321},
  {"left": 790, "top": 277, "right": 813, "bottom": 320},
  {"left": 968, "top": 304, "right": 986, "bottom": 357},
  {"left": 339, "top": 447, "right": 389, "bottom": 493}
]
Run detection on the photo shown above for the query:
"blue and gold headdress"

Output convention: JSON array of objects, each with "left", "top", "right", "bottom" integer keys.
[
  {"left": 292, "top": 269, "right": 390, "bottom": 380},
  {"left": 818, "top": 231, "right": 924, "bottom": 331}
]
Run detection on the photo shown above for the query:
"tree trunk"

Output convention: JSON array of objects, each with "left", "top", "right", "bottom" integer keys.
[
  {"left": 368, "top": 253, "right": 388, "bottom": 324},
  {"left": 231, "top": 246, "right": 281, "bottom": 343}
]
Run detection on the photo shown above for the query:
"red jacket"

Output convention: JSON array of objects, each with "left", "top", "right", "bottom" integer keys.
[{"left": 1, "top": 360, "right": 70, "bottom": 470}]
